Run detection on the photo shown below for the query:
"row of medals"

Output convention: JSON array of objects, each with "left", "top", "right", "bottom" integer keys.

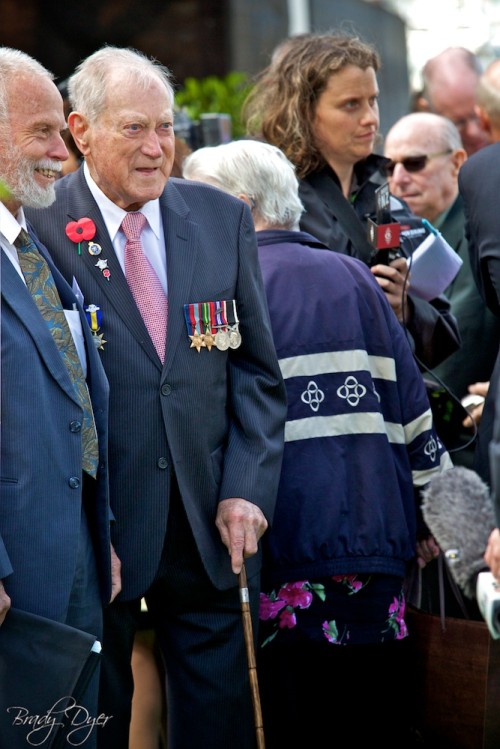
[{"left": 190, "top": 325, "right": 242, "bottom": 351}]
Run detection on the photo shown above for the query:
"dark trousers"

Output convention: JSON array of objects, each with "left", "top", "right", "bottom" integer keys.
[
  {"left": 258, "top": 636, "right": 414, "bottom": 749},
  {"left": 97, "top": 488, "right": 259, "bottom": 749},
  {"left": 63, "top": 504, "right": 103, "bottom": 749}
]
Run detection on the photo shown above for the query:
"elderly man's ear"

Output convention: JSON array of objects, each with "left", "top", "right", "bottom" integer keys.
[
  {"left": 68, "top": 112, "right": 90, "bottom": 157},
  {"left": 452, "top": 147, "right": 467, "bottom": 175}
]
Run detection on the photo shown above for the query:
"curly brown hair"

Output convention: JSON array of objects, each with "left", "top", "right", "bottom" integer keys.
[{"left": 242, "top": 33, "right": 380, "bottom": 179}]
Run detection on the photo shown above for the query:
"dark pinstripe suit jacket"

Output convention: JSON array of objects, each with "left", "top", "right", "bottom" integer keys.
[
  {"left": 27, "top": 168, "right": 287, "bottom": 599},
  {"left": 0, "top": 233, "right": 112, "bottom": 618}
]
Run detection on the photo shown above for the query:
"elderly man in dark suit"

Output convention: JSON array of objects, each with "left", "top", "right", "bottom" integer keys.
[
  {"left": 385, "top": 111, "right": 500, "bottom": 467},
  {"left": 27, "top": 45, "right": 287, "bottom": 749},
  {"left": 0, "top": 47, "right": 118, "bottom": 748}
]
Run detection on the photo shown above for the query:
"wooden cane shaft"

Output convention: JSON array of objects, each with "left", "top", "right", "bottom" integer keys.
[{"left": 239, "top": 564, "right": 266, "bottom": 748}]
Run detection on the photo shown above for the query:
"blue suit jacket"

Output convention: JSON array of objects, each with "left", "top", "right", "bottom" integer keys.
[
  {"left": 26, "top": 169, "right": 287, "bottom": 599},
  {"left": 0, "top": 232, "right": 112, "bottom": 620}
]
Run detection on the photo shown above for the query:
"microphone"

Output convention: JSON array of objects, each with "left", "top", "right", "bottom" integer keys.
[
  {"left": 367, "top": 182, "right": 402, "bottom": 266},
  {"left": 420, "top": 466, "right": 496, "bottom": 599}
]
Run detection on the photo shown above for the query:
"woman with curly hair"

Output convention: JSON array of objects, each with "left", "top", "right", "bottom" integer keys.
[{"left": 242, "top": 31, "right": 461, "bottom": 373}]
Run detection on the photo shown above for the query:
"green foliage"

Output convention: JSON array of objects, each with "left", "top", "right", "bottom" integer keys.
[
  {"left": 0, "top": 179, "right": 11, "bottom": 201},
  {"left": 175, "top": 71, "right": 252, "bottom": 139}
]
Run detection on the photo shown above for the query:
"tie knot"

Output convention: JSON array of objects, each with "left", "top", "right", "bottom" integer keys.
[
  {"left": 121, "top": 212, "right": 147, "bottom": 242},
  {"left": 14, "top": 228, "right": 34, "bottom": 252}
]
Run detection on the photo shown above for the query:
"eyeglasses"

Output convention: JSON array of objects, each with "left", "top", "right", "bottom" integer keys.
[
  {"left": 384, "top": 149, "right": 453, "bottom": 177},
  {"left": 452, "top": 113, "right": 480, "bottom": 132}
]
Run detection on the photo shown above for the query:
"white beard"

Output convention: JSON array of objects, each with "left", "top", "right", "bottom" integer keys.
[{"left": 0, "top": 144, "right": 61, "bottom": 209}]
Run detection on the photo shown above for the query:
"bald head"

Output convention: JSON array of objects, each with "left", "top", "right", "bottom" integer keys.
[
  {"left": 384, "top": 112, "right": 466, "bottom": 223},
  {"left": 419, "top": 47, "right": 491, "bottom": 155},
  {"left": 386, "top": 112, "right": 463, "bottom": 152}
]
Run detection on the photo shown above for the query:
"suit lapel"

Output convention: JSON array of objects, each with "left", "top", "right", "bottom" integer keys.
[
  {"left": 29, "top": 234, "right": 108, "bottom": 406},
  {"left": 60, "top": 172, "right": 201, "bottom": 374},
  {"left": 159, "top": 183, "right": 199, "bottom": 375},
  {"left": 441, "top": 195, "right": 466, "bottom": 255},
  {"left": 1, "top": 249, "right": 80, "bottom": 405},
  {"left": 64, "top": 171, "right": 161, "bottom": 365}
]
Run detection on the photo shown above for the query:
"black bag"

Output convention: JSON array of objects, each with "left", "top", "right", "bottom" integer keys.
[{"left": 0, "top": 608, "right": 101, "bottom": 749}]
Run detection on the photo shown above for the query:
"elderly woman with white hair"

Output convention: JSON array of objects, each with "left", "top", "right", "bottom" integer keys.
[{"left": 183, "top": 139, "right": 452, "bottom": 748}]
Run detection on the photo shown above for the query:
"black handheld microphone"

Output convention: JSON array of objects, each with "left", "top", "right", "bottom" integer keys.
[{"left": 367, "top": 183, "right": 402, "bottom": 267}]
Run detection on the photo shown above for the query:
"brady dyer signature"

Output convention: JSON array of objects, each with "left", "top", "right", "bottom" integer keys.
[{"left": 7, "top": 697, "right": 112, "bottom": 746}]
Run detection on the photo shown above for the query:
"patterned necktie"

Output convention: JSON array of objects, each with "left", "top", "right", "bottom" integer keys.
[
  {"left": 14, "top": 228, "right": 99, "bottom": 478},
  {"left": 122, "top": 212, "right": 168, "bottom": 363}
]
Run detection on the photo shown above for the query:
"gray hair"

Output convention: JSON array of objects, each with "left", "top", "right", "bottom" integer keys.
[
  {"left": 182, "top": 139, "right": 304, "bottom": 230},
  {"left": 68, "top": 45, "right": 174, "bottom": 123},
  {"left": 477, "top": 61, "right": 500, "bottom": 121},
  {"left": 0, "top": 47, "right": 54, "bottom": 125}
]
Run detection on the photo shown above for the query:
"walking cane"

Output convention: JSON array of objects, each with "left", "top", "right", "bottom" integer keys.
[{"left": 239, "top": 561, "right": 266, "bottom": 749}]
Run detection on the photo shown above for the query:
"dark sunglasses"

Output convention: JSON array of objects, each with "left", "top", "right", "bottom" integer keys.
[{"left": 384, "top": 149, "right": 453, "bottom": 177}]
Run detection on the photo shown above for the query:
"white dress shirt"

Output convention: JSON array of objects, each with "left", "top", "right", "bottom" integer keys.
[{"left": 83, "top": 162, "right": 168, "bottom": 295}]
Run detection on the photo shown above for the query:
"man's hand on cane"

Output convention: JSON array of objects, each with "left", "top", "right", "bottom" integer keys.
[{"left": 216, "top": 497, "right": 268, "bottom": 574}]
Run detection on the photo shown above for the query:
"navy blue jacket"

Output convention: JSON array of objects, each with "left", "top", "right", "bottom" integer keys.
[{"left": 257, "top": 229, "right": 452, "bottom": 588}]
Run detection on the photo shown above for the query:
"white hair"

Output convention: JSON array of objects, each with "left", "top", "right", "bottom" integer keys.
[
  {"left": 0, "top": 47, "right": 54, "bottom": 125},
  {"left": 68, "top": 45, "right": 174, "bottom": 124},
  {"left": 182, "top": 139, "right": 304, "bottom": 230}
]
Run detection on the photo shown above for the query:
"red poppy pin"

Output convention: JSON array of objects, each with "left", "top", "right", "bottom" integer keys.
[{"left": 65, "top": 217, "right": 96, "bottom": 255}]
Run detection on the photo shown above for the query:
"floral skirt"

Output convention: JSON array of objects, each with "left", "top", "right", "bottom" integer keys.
[{"left": 259, "top": 573, "right": 408, "bottom": 648}]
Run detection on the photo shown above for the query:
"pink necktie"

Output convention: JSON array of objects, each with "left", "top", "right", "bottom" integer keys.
[{"left": 122, "top": 212, "right": 168, "bottom": 362}]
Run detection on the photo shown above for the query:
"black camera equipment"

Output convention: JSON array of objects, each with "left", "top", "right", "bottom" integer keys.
[{"left": 174, "top": 110, "right": 232, "bottom": 151}]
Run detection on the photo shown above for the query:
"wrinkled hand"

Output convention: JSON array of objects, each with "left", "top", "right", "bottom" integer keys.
[
  {"left": 110, "top": 543, "right": 122, "bottom": 603},
  {"left": 462, "top": 381, "right": 489, "bottom": 429},
  {"left": 416, "top": 535, "right": 440, "bottom": 569},
  {"left": 371, "top": 257, "right": 410, "bottom": 323},
  {"left": 0, "top": 579, "right": 11, "bottom": 626},
  {"left": 215, "top": 498, "right": 268, "bottom": 575},
  {"left": 484, "top": 528, "right": 500, "bottom": 581}
]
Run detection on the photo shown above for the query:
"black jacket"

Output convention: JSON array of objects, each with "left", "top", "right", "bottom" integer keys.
[{"left": 298, "top": 154, "right": 461, "bottom": 370}]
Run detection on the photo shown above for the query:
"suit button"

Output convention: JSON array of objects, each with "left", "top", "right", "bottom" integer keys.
[
  {"left": 157, "top": 457, "right": 169, "bottom": 469},
  {"left": 69, "top": 476, "right": 80, "bottom": 489},
  {"left": 70, "top": 420, "right": 82, "bottom": 433},
  {"left": 161, "top": 384, "right": 172, "bottom": 396}
]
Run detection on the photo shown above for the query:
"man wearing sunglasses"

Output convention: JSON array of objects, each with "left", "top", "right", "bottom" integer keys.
[
  {"left": 384, "top": 112, "right": 500, "bottom": 469},
  {"left": 384, "top": 111, "right": 500, "bottom": 621},
  {"left": 384, "top": 113, "right": 465, "bottom": 228}
]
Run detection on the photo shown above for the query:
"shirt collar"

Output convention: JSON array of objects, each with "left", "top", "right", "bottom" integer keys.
[
  {"left": 0, "top": 202, "right": 27, "bottom": 246},
  {"left": 83, "top": 161, "right": 162, "bottom": 241}
]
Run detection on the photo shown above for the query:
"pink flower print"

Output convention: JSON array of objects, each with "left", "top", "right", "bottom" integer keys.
[
  {"left": 385, "top": 595, "right": 408, "bottom": 640},
  {"left": 259, "top": 593, "right": 286, "bottom": 621},
  {"left": 279, "top": 608, "right": 297, "bottom": 629},
  {"left": 322, "top": 620, "right": 339, "bottom": 644},
  {"left": 388, "top": 597, "right": 399, "bottom": 616},
  {"left": 278, "top": 581, "right": 313, "bottom": 609},
  {"left": 331, "top": 574, "right": 366, "bottom": 593},
  {"left": 396, "top": 621, "right": 408, "bottom": 640},
  {"left": 394, "top": 596, "right": 408, "bottom": 639}
]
